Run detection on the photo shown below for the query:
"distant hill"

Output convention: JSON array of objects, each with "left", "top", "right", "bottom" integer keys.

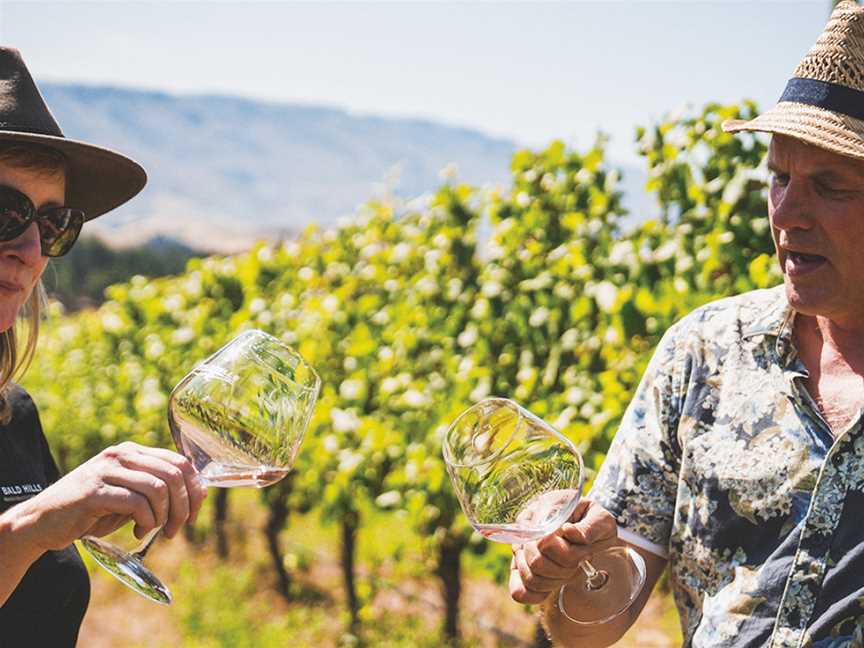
[
  {"left": 41, "top": 83, "right": 519, "bottom": 252},
  {"left": 46, "top": 235, "right": 203, "bottom": 311}
]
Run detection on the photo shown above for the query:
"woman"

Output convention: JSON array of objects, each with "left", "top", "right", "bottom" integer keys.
[{"left": 0, "top": 48, "right": 206, "bottom": 645}]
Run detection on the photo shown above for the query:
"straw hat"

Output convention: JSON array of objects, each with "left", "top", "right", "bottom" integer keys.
[
  {"left": 723, "top": 1, "right": 864, "bottom": 161},
  {"left": 0, "top": 47, "right": 146, "bottom": 220}
]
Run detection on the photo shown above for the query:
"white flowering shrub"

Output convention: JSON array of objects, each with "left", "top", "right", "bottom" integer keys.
[{"left": 24, "top": 101, "right": 778, "bottom": 641}]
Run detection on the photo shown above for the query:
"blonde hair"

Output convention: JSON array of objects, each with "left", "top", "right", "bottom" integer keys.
[
  {"left": 0, "top": 283, "right": 46, "bottom": 422},
  {"left": 0, "top": 143, "right": 67, "bottom": 422}
]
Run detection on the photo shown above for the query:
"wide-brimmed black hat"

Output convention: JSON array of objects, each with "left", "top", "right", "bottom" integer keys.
[{"left": 0, "top": 47, "right": 146, "bottom": 220}]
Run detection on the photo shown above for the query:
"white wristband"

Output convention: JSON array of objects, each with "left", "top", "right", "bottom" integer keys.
[{"left": 617, "top": 526, "right": 669, "bottom": 559}]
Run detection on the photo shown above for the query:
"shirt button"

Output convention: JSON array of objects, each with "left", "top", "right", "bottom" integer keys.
[{"left": 832, "top": 453, "right": 843, "bottom": 467}]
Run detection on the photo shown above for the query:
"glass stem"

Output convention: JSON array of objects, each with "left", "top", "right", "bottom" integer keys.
[
  {"left": 580, "top": 559, "right": 609, "bottom": 591},
  {"left": 132, "top": 526, "right": 163, "bottom": 560},
  {"left": 131, "top": 475, "right": 210, "bottom": 560}
]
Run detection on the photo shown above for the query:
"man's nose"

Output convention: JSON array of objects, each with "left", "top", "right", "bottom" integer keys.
[{"left": 771, "top": 178, "right": 813, "bottom": 231}]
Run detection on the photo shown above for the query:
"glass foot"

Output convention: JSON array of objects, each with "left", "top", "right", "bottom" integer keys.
[
  {"left": 80, "top": 535, "right": 172, "bottom": 605},
  {"left": 558, "top": 546, "right": 646, "bottom": 625}
]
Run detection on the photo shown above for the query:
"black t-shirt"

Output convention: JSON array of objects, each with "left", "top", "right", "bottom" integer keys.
[{"left": 0, "top": 385, "right": 90, "bottom": 647}]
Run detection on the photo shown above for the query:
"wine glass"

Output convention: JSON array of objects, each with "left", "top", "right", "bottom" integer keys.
[
  {"left": 442, "top": 397, "right": 645, "bottom": 625},
  {"left": 80, "top": 329, "right": 321, "bottom": 604}
]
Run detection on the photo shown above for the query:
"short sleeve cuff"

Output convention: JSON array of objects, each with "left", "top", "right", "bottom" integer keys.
[{"left": 589, "top": 489, "right": 672, "bottom": 558}]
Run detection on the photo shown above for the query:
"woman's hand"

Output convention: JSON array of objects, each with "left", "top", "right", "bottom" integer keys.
[
  {"left": 509, "top": 498, "right": 618, "bottom": 605},
  {"left": 14, "top": 441, "right": 207, "bottom": 554}
]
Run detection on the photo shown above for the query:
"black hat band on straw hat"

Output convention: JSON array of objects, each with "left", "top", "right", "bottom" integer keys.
[{"left": 779, "top": 77, "right": 864, "bottom": 122}]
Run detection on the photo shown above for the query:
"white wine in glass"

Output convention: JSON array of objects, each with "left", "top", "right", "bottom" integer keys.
[{"left": 80, "top": 329, "right": 321, "bottom": 604}]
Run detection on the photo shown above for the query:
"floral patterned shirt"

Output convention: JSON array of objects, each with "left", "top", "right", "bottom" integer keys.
[{"left": 590, "top": 285, "right": 864, "bottom": 648}]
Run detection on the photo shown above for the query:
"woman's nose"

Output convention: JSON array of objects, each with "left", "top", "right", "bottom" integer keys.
[{"left": 0, "top": 221, "right": 43, "bottom": 265}]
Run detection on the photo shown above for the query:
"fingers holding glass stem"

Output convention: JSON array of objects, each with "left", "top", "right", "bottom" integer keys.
[
  {"left": 510, "top": 500, "right": 646, "bottom": 625},
  {"left": 78, "top": 441, "right": 225, "bottom": 605},
  {"left": 123, "top": 464, "right": 209, "bottom": 563},
  {"left": 76, "top": 444, "right": 209, "bottom": 606},
  {"left": 551, "top": 503, "right": 646, "bottom": 624}
]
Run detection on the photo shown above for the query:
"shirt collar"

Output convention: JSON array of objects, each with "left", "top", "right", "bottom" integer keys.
[{"left": 741, "top": 285, "right": 798, "bottom": 365}]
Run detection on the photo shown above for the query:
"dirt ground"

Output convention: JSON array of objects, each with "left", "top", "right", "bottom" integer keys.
[
  {"left": 78, "top": 537, "right": 681, "bottom": 648},
  {"left": 78, "top": 494, "right": 680, "bottom": 648}
]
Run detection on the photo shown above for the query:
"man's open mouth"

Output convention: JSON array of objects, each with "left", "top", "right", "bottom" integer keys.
[{"left": 785, "top": 251, "right": 827, "bottom": 276}]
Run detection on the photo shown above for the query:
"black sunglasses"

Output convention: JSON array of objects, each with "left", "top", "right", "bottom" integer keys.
[{"left": 0, "top": 185, "right": 84, "bottom": 257}]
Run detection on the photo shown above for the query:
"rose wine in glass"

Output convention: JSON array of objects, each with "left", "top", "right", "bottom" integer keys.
[{"left": 442, "top": 397, "right": 645, "bottom": 625}]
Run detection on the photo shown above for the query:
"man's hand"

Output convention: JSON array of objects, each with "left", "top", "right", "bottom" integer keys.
[
  {"left": 12, "top": 441, "right": 208, "bottom": 554},
  {"left": 510, "top": 498, "right": 618, "bottom": 605}
]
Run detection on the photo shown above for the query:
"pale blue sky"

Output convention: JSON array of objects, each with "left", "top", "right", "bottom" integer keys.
[{"left": 0, "top": 1, "right": 834, "bottom": 163}]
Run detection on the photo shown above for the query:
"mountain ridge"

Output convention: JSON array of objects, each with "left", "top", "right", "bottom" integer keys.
[{"left": 40, "top": 82, "right": 519, "bottom": 252}]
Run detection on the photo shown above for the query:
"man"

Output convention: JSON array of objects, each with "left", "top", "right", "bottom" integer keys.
[{"left": 510, "top": 2, "right": 864, "bottom": 646}]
